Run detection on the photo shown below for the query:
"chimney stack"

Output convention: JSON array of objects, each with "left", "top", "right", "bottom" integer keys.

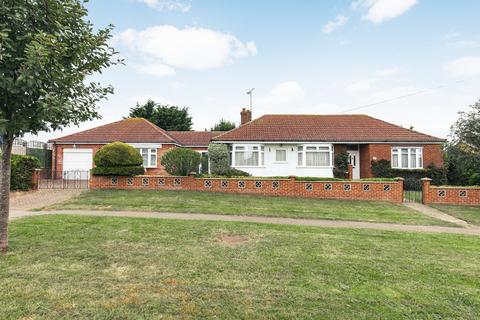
[{"left": 240, "top": 108, "right": 252, "bottom": 125}]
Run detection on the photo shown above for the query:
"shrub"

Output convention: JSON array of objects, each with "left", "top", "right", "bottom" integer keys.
[
  {"left": 10, "top": 154, "right": 41, "bottom": 191},
  {"left": 92, "top": 142, "right": 144, "bottom": 176},
  {"left": 208, "top": 143, "right": 230, "bottom": 174},
  {"left": 333, "top": 151, "right": 349, "bottom": 179},
  {"left": 94, "top": 142, "right": 143, "bottom": 167},
  {"left": 371, "top": 159, "right": 447, "bottom": 187},
  {"left": 160, "top": 147, "right": 201, "bottom": 176},
  {"left": 217, "top": 168, "right": 250, "bottom": 177},
  {"left": 91, "top": 166, "right": 145, "bottom": 176}
]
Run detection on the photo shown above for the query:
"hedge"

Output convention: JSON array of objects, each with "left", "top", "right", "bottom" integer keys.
[
  {"left": 160, "top": 147, "right": 201, "bottom": 176},
  {"left": 92, "top": 142, "right": 144, "bottom": 176},
  {"left": 11, "top": 154, "right": 41, "bottom": 191},
  {"left": 371, "top": 159, "right": 447, "bottom": 188},
  {"left": 91, "top": 166, "right": 145, "bottom": 176}
]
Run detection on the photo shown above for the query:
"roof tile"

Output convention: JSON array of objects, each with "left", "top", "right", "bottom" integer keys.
[{"left": 213, "top": 114, "right": 444, "bottom": 143}]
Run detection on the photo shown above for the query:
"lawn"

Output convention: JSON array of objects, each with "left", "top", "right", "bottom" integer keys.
[
  {"left": 43, "top": 189, "right": 450, "bottom": 226},
  {"left": 432, "top": 205, "right": 480, "bottom": 226},
  {"left": 1, "top": 215, "right": 479, "bottom": 319}
]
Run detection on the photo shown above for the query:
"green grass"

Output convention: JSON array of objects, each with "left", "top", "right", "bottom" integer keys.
[
  {"left": 1, "top": 215, "right": 480, "bottom": 319},
  {"left": 432, "top": 205, "right": 480, "bottom": 226},
  {"left": 44, "top": 189, "right": 451, "bottom": 226}
]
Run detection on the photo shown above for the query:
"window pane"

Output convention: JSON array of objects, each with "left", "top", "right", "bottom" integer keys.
[
  {"left": 318, "top": 146, "right": 330, "bottom": 151},
  {"left": 298, "top": 146, "right": 303, "bottom": 151},
  {"left": 298, "top": 152, "right": 303, "bottom": 166},
  {"left": 410, "top": 149, "right": 416, "bottom": 168},
  {"left": 401, "top": 149, "right": 409, "bottom": 168},
  {"left": 306, "top": 152, "right": 330, "bottom": 166},
  {"left": 392, "top": 154, "right": 398, "bottom": 168},
  {"left": 276, "top": 150, "right": 286, "bottom": 162},
  {"left": 306, "top": 146, "right": 317, "bottom": 151},
  {"left": 235, "top": 146, "right": 245, "bottom": 150},
  {"left": 150, "top": 154, "right": 157, "bottom": 166},
  {"left": 235, "top": 151, "right": 259, "bottom": 166}
]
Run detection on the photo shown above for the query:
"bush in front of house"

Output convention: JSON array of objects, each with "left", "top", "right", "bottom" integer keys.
[
  {"left": 333, "top": 151, "right": 349, "bottom": 179},
  {"left": 207, "top": 143, "right": 250, "bottom": 177},
  {"left": 371, "top": 159, "right": 447, "bottom": 187},
  {"left": 91, "top": 142, "right": 144, "bottom": 176},
  {"left": 10, "top": 154, "right": 41, "bottom": 191},
  {"left": 208, "top": 143, "right": 229, "bottom": 174},
  {"left": 160, "top": 147, "right": 201, "bottom": 176}
]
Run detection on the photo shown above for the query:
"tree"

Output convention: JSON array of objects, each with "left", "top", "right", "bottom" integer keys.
[
  {"left": 451, "top": 99, "right": 480, "bottom": 150},
  {"left": 0, "top": 0, "right": 119, "bottom": 252},
  {"left": 446, "top": 99, "right": 480, "bottom": 186},
  {"left": 210, "top": 119, "right": 236, "bottom": 131},
  {"left": 128, "top": 100, "right": 193, "bottom": 131}
]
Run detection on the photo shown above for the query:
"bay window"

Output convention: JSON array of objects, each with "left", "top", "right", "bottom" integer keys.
[
  {"left": 137, "top": 148, "right": 157, "bottom": 168},
  {"left": 297, "top": 145, "right": 333, "bottom": 167},
  {"left": 391, "top": 147, "right": 423, "bottom": 169},
  {"left": 233, "top": 145, "right": 264, "bottom": 167}
]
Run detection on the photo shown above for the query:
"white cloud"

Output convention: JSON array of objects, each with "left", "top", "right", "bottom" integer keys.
[
  {"left": 322, "top": 15, "right": 349, "bottom": 34},
  {"left": 351, "top": 0, "right": 417, "bottom": 24},
  {"left": 345, "top": 79, "right": 373, "bottom": 94},
  {"left": 137, "top": 0, "right": 191, "bottom": 12},
  {"left": 135, "top": 63, "right": 176, "bottom": 78},
  {"left": 374, "top": 66, "right": 402, "bottom": 77},
  {"left": 132, "top": 95, "right": 171, "bottom": 105},
  {"left": 444, "top": 56, "right": 480, "bottom": 77},
  {"left": 258, "top": 81, "right": 305, "bottom": 106},
  {"left": 115, "top": 25, "right": 257, "bottom": 76}
]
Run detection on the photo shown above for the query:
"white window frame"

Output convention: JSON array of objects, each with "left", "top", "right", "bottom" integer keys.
[
  {"left": 232, "top": 144, "right": 265, "bottom": 167},
  {"left": 275, "top": 148, "right": 288, "bottom": 163},
  {"left": 297, "top": 144, "right": 333, "bottom": 168},
  {"left": 137, "top": 148, "right": 157, "bottom": 168},
  {"left": 391, "top": 147, "right": 423, "bottom": 169}
]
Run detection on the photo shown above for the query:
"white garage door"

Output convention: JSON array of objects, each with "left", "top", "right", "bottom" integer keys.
[{"left": 63, "top": 149, "right": 93, "bottom": 179}]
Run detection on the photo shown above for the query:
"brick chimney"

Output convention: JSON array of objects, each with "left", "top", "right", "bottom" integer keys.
[{"left": 240, "top": 108, "right": 252, "bottom": 125}]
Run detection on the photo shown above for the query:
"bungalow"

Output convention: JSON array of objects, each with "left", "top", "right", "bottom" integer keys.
[
  {"left": 211, "top": 109, "right": 444, "bottom": 179},
  {"left": 49, "top": 118, "right": 220, "bottom": 176},
  {"left": 50, "top": 109, "right": 445, "bottom": 179}
]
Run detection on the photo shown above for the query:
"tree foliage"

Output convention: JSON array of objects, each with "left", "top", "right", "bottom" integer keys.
[
  {"left": 160, "top": 147, "right": 201, "bottom": 176},
  {"left": 210, "top": 119, "right": 236, "bottom": 131},
  {"left": 128, "top": 100, "right": 193, "bottom": 131},
  {"left": 208, "top": 143, "right": 230, "bottom": 174},
  {"left": 10, "top": 154, "right": 41, "bottom": 191},
  {"left": 0, "top": 0, "right": 119, "bottom": 251},
  {"left": 333, "top": 152, "right": 349, "bottom": 179},
  {"left": 445, "top": 99, "right": 480, "bottom": 185}
]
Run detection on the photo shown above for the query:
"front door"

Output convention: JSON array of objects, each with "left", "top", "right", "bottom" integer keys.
[{"left": 347, "top": 151, "right": 360, "bottom": 179}]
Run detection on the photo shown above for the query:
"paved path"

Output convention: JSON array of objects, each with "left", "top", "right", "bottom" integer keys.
[
  {"left": 10, "top": 189, "right": 83, "bottom": 210},
  {"left": 10, "top": 209, "right": 480, "bottom": 236},
  {"left": 404, "top": 202, "right": 470, "bottom": 227}
]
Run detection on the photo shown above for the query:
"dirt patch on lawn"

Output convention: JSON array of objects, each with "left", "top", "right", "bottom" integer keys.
[{"left": 215, "top": 234, "right": 250, "bottom": 246}]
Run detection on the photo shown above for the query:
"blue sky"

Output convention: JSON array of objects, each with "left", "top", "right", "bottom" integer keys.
[{"left": 39, "top": 0, "right": 480, "bottom": 141}]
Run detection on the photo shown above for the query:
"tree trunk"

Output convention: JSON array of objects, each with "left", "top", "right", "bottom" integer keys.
[{"left": 0, "top": 135, "right": 13, "bottom": 252}]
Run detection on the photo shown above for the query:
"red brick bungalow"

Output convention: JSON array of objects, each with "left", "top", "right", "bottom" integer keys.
[
  {"left": 49, "top": 118, "right": 220, "bottom": 175},
  {"left": 50, "top": 111, "right": 445, "bottom": 179}
]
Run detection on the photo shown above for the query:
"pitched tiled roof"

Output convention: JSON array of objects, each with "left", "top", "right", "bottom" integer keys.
[
  {"left": 50, "top": 118, "right": 178, "bottom": 144},
  {"left": 213, "top": 114, "right": 445, "bottom": 143},
  {"left": 167, "top": 131, "right": 222, "bottom": 147}
]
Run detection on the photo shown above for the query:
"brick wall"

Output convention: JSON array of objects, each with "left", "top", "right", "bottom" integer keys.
[
  {"left": 90, "top": 175, "right": 404, "bottom": 203},
  {"left": 360, "top": 144, "right": 444, "bottom": 178},
  {"left": 422, "top": 178, "right": 480, "bottom": 206}
]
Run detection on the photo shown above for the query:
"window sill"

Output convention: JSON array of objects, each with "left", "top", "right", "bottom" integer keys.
[
  {"left": 233, "top": 166, "right": 266, "bottom": 168},
  {"left": 391, "top": 167, "right": 424, "bottom": 170},
  {"left": 296, "top": 166, "right": 334, "bottom": 169}
]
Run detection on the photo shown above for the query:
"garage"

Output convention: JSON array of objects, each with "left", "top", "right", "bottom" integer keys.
[{"left": 62, "top": 148, "right": 93, "bottom": 180}]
